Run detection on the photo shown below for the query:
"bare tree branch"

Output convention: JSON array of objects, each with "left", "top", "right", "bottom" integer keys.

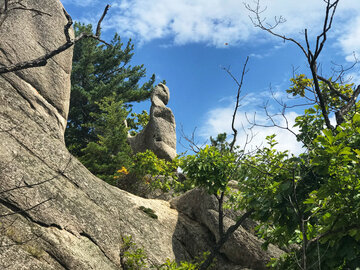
[
  {"left": 95, "top": 4, "right": 110, "bottom": 36},
  {"left": 336, "top": 84, "right": 360, "bottom": 125},
  {"left": 246, "top": 0, "right": 340, "bottom": 130},
  {"left": 0, "top": 198, "right": 52, "bottom": 218},
  {"left": 178, "top": 124, "right": 205, "bottom": 153},
  {"left": 245, "top": 0, "right": 308, "bottom": 57},
  {"left": 0, "top": 4, "right": 111, "bottom": 75},
  {"left": 317, "top": 75, "right": 350, "bottom": 101},
  {"left": 223, "top": 56, "right": 250, "bottom": 152}
]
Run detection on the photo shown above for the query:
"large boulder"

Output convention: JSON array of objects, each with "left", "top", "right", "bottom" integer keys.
[
  {"left": 128, "top": 83, "right": 177, "bottom": 161},
  {"left": 170, "top": 189, "right": 284, "bottom": 270},
  {"left": 0, "top": 1, "right": 281, "bottom": 269}
]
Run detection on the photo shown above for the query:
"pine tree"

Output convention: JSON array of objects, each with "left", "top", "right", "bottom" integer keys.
[
  {"left": 79, "top": 96, "right": 132, "bottom": 184},
  {"left": 65, "top": 23, "right": 155, "bottom": 157}
]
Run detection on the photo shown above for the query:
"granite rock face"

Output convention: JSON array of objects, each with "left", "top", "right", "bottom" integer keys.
[
  {"left": 0, "top": 0, "right": 73, "bottom": 137},
  {"left": 128, "top": 83, "right": 177, "bottom": 161},
  {"left": 0, "top": 1, "right": 281, "bottom": 269}
]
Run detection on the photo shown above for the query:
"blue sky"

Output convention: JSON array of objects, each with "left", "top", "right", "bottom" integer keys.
[{"left": 61, "top": 0, "right": 360, "bottom": 155}]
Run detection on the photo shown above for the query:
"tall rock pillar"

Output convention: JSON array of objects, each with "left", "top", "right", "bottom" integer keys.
[{"left": 128, "top": 83, "right": 177, "bottom": 161}]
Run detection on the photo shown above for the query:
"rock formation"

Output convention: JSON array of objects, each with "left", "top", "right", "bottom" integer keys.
[
  {"left": 128, "top": 83, "right": 177, "bottom": 161},
  {"left": 170, "top": 189, "right": 284, "bottom": 269},
  {"left": 0, "top": 0, "right": 72, "bottom": 138},
  {"left": 0, "top": 1, "right": 281, "bottom": 269}
]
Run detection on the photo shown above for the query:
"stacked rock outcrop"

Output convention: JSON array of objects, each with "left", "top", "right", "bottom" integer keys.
[{"left": 128, "top": 83, "right": 177, "bottom": 161}]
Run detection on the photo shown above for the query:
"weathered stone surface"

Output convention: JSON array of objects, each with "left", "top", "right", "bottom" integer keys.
[
  {"left": 128, "top": 83, "right": 177, "bottom": 161},
  {"left": 170, "top": 189, "right": 284, "bottom": 270},
  {"left": 0, "top": 1, "right": 281, "bottom": 269},
  {"left": 0, "top": 0, "right": 73, "bottom": 137}
]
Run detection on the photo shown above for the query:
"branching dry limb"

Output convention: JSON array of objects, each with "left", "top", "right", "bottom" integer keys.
[
  {"left": 246, "top": 0, "right": 340, "bottom": 130},
  {"left": 224, "top": 56, "right": 250, "bottom": 152},
  {"left": 0, "top": 4, "right": 111, "bottom": 74}
]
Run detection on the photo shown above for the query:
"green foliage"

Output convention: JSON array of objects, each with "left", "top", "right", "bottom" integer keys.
[
  {"left": 180, "top": 76, "right": 360, "bottom": 269},
  {"left": 63, "top": 22, "right": 170, "bottom": 194},
  {"left": 121, "top": 235, "right": 148, "bottom": 270},
  {"left": 156, "top": 252, "right": 213, "bottom": 270},
  {"left": 127, "top": 110, "right": 150, "bottom": 136},
  {"left": 239, "top": 118, "right": 360, "bottom": 268},
  {"left": 70, "top": 94, "right": 171, "bottom": 192},
  {"left": 303, "top": 115, "right": 360, "bottom": 268},
  {"left": 120, "top": 150, "right": 179, "bottom": 192},
  {"left": 287, "top": 74, "right": 354, "bottom": 110},
  {"left": 138, "top": 206, "right": 158, "bottom": 219},
  {"left": 78, "top": 96, "right": 132, "bottom": 184},
  {"left": 65, "top": 22, "right": 155, "bottom": 157},
  {"left": 209, "top": 132, "right": 230, "bottom": 153},
  {"left": 287, "top": 74, "right": 313, "bottom": 97},
  {"left": 131, "top": 150, "right": 177, "bottom": 179},
  {"left": 120, "top": 235, "right": 206, "bottom": 270},
  {"left": 180, "top": 145, "right": 238, "bottom": 195},
  {"left": 242, "top": 88, "right": 360, "bottom": 268},
  {"left": 294, "top": 105, "right": 325, "bottom": 147}
]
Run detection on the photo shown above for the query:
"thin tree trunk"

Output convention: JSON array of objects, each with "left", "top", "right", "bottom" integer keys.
[{"left": 199, "top": 210, "right": 254, "bottom": 270}]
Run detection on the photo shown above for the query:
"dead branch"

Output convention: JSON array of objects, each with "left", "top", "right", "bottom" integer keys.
[
  {"left": 0, "top": 157, "right": 72, "bottom": 196},
  {"left": 0, "top": 5, "right": 111, "bottom": 75},
  {"left": 244, "top": 0, "right": 308, "bottom": 57},
  {"left": 246, "top": 0, "right": 340, "bottom": 130},
  {"left": 0, "top": 197, "right": 52, "bottom": 219},
  {"left": 317, "top": 75, "right": 350, "bottom": 101},
  {"left": 178, "top": 124, "right": 204, "bottom": 153},
  {"left": 1, "top": 0, "right": 52, "bottom": 16},
  {"left": 224, "top": 56, "right": 249, "bottom": 152},
  {"left": 199, "top": 209, "right": 254, "bottom": 270}
]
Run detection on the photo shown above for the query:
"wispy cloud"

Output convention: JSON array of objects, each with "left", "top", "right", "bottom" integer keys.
[
  {"left": 198, "top": 95, "right": 304, "bottom": 155},
  {"left": 337, "top": 15, "right": 360, "bottom": 62},
  {"left": 102, "top": 0, "right": 360, "bottom": 55}
]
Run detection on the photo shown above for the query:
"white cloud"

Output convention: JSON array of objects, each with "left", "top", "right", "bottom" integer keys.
[
  {"left": 104, "top": 0, "right": 360, "bottom": 52},
  {"left": 64, "top": 0, "right": 360, "bottom": 57},
  {"left": 199, "top": 96, "right": 304, "bottom": 155},
  {"left": 106, "top": 0, "right": 252, "bottom": 47},
  {"left": 338, "top": 16, "right": 360, "bottom": 62}
]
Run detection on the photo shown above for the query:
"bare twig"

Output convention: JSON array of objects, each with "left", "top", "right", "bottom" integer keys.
[
  {"left": 245, "top": 0, "right": 308, "bottom": 57},
  {"left": 178, "top": 125, "right": 205, "bottom": 153},
  {"left": 0, "top": 198, "right": 52, "bottom": 218},
  {"left": 246, "top": 0, "right": 340, "bottom": 130},
  {"left": 0, "top": 5, "right": 111, "bottom": 75},
  {"left": 317, "top": 75, "right": 350, "bottom": 101},
  {"left": 96, "top": 4, "right": 110, "bottom": 36},
  {"left": 224, "top": 56, "right": 250, "bottom": 152}
]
